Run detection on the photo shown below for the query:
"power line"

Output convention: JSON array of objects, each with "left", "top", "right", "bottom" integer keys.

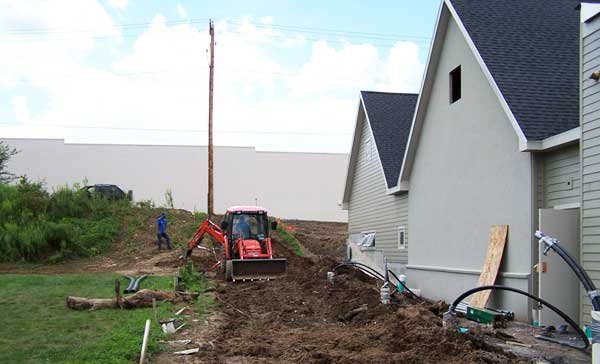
[
  {"left": 0, "top": 122, "right": 352, "bottom": 136},
  {"left": 1, "top": 16, "right": 431, "bottom": 45},
  {"left": 225, "top": 18, "right": 431, "bottom": 42},
  {"left": 5, "top": 16, "right": 431, "bottom": 40},
  {"left": 4, "top": 18, "right": 211, "bottom": 34}
]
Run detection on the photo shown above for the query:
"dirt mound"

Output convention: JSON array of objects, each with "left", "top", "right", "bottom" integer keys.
[
  {"left": 284, "top": 219, "right": 348, "bottom": 259},
  {"left": 191, "top": 237, "right": 527, "bottom": 364}
]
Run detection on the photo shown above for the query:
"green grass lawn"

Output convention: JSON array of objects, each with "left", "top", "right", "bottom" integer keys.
[{"left": 0, "top": 273, "right": 207, "bottom": 364}]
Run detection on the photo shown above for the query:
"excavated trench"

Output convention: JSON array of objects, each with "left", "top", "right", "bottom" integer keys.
[{"left": 180, "top": 237, "right": 527, "bottom": 364}]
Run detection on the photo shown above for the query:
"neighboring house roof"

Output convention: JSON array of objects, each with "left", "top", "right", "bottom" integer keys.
[
  {"left": 342, "top": 92, "right": 417, "bottom": 208},
  {"left": 361, "top": 91, "right": 418, "bottom": 188},
  {"left": 449, "top": 0, "right": 581, "bottom": 140}
]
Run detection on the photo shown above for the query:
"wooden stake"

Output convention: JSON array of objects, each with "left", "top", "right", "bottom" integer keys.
[
  {"left": 139, "top": 319, "right": 151, "bottom": 364},
  {"left": 115, "top": 279, "right": 122, "bottom": 308}
]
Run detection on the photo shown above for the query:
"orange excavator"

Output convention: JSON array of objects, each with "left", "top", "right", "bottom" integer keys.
[{"left": 185, "top": 206, "right": 288, "bottom": 281}]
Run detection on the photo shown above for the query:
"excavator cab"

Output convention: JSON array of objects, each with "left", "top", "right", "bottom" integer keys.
[
  {"left": 186, "top": 206, "right": 287, "bottom": 281},
  {"left": 221, "top": 209, "right": 287, "bottom": 281}
]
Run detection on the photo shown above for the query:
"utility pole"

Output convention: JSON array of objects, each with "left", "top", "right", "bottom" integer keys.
[{"left": 207, "top": 19, "right": 215, "bottom": 218}]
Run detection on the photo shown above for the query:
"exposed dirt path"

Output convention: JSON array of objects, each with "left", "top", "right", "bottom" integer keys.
[{"left": 153, "top": 221, "right": 565, "bottom": 364}]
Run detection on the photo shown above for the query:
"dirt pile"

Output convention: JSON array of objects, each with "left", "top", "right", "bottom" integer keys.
[
  {"left": 283, "top": 219, "right": 348, "bottom": 259},
  {"left": 192, "top": 238, "right": 526, "bottom": 364}
]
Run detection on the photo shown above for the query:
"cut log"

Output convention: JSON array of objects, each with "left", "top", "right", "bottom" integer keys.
[{"left": 66, "top": 289, "right": 199, "bottom": 311}]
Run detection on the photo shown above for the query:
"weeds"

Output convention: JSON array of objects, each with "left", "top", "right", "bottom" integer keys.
[
  {"left": 0, "top": 178, "right": 128, "bottom": 262},
  {"left": 178, "top": 261, "right": 211, "bottom": 291},
  {"left": 276, "top": 220, "right": 303, "bottom": 256}
]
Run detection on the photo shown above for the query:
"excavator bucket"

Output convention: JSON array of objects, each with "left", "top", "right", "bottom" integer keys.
[{"left": 226, "top": 258, "right": 288, "bottom": 281}]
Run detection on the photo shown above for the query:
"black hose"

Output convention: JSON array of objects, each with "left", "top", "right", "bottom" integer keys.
[
  {"left": 123, "top": 275, "right": 135, "bottom": 293},
  {"left": 387, "top": 269, "right": 420, "bottom": 299},
  {"left": 333, "top": 262, "right": 385, "bottom": 281},
  {"left": 548, "top": 241, "right": 600, "bottom": 311},
  {"left": 448, "top": 285, "right": 588, "bottom": 350},
  {"left": 333, "top": 262, "right": 420, "bottom": 299}
]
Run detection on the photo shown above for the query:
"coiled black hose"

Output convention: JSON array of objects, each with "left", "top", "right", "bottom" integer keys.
[
  {"left": 447, "top": 285, "right": 588, "bottom": 350},
  {"left": 536, "top": 231, "right": 600, "bottom": 311}
]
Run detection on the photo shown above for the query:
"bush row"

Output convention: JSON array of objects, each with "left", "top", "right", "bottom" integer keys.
[{"left": 0, "top": 179, "right": 127, "bottom": 262}]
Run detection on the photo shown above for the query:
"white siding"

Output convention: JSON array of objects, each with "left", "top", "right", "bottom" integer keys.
[
  {"left": 537, "top": 144, "right": 581, "bottom": 209},
  {"left": 582, "top": 16, "right": 600, "bottom": 324},
  {"left": 347, "top": 115, "right": 409, "bottom": 264}
]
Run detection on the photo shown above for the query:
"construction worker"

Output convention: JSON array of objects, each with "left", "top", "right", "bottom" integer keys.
[
  {"left": 233, "top": 215, "right": 251, "bottom": 239},
  {"left": 156, "top": 212, "right": 172, "bottom": 250}
]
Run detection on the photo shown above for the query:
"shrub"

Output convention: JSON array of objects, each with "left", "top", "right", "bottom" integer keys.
[{"left": 0, "top": 180, "right": 126, "bottom": 262}]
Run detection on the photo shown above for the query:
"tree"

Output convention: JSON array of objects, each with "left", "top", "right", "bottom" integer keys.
[{"left": 0, "top": 141, "right": 18, "bottom": 182}]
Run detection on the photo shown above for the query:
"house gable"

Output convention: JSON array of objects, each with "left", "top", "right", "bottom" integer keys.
[
  {"left": 398, "top": 0, "right": 583, "bottom": 190},
  {"left": 343, "top": 92, "right": 417, "bottom": 207},
  {"left": 342, "top": 100, "right": 389, "bottom": 209},
  {"left": 405, "top": 9, "right": 534, "bottom": 319},
  {"left": 346, "top": 105, "right": 409, "bottom": 264}
]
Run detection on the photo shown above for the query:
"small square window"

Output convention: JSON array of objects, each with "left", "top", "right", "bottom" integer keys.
[
  {"left": 398, "top": 226, "right": 407, "bottom": 249},
  {"left": 450, "top": 65, "right": 461, "bottom": 103}
]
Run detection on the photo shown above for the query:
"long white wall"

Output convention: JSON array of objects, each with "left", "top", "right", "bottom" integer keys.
[{"left": 1, "top": 138, "right": 348, "bottom": 222}]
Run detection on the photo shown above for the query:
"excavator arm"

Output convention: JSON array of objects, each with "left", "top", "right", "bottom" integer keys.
[{"left": 185, "top": 219, "right": 226, "bottom": 258}]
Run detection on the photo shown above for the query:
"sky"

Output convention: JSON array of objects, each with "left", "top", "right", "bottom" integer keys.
[{"left": 0, "top": 0, "right": 439, "bottom": 153}]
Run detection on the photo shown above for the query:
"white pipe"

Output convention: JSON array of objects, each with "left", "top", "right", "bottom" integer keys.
[
  {"left": 139, "top": 319, "right": 151, "bottom": 364},
  {"left": 593, "top": 311, "right": 600, "bottom": 364}
]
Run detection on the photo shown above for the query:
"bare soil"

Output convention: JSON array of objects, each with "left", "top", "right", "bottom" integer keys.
[
  {"left": 283, "top": 219, "right": 348, "bottom": 259},
  {"left": 155, "top": 220, "right": 556, "bottom": 364},
  {"left": 187, "top": 242, "right": 526, "bottom": 364}
]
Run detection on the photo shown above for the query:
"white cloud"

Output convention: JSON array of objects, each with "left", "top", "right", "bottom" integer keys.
[
  {"left": 11, "top": 96, "right": 30, "bottom": 123},
  {"left": 176, "top": 3, "right": 188, "bottom": 19},
  {"left": 107, "top": 0, "right": 128, "bottom": 10},
  {"left": 0, "top": 4, "right": 425, "bottom": 153}
]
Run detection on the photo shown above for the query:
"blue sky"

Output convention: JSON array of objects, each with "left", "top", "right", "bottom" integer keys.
[{"left": 0, "top": 0, "right": 439, "bottom": 152}]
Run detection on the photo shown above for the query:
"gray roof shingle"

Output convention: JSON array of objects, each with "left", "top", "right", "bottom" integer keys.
[
  {"left": 449, "top": 0, "right": 583, "bottom": 140},
  {"left": 361, "top": 91, "right": 418, "bottom": 188}
]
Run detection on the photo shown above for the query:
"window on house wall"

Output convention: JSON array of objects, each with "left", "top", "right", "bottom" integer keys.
[
  {"left": 398, "top": 226, "right": 407, "bottom": 249},
  {"left": 358, "top": 231, "right": 376, "bottom": 247},
  {"left": 450, "top": 65, "right": 461, "bottom": 103}
]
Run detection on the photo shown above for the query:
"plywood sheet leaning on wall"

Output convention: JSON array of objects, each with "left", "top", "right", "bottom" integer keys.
[{"left": 469, "top": 225, "right": 508, "bottom": 308}]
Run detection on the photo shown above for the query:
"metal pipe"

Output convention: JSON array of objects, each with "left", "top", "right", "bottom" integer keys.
[{"left": 130, "top": 275, "right": 148, "bottom": 293}]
